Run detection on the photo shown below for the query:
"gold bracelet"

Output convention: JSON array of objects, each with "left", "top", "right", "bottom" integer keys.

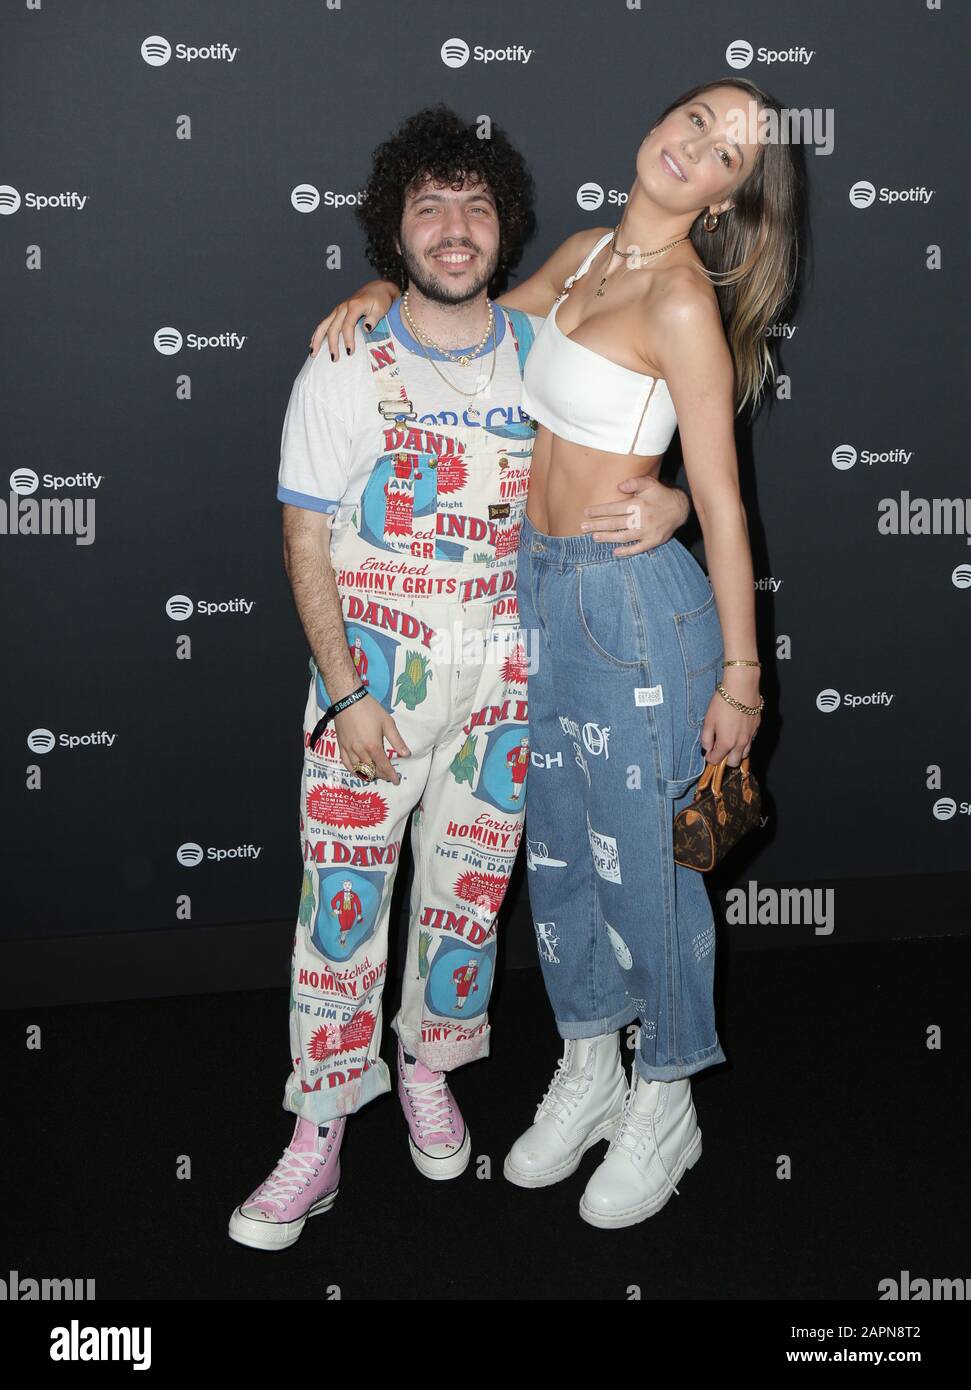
[
  {"left": 723, "top": 658, "right": 761, "bottom": 667},
  {"left": 715, "top": 682, "right": 764, "bottom": 717}
]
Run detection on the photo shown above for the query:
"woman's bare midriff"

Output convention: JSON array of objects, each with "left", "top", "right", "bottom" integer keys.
[{"left": 524, "top": 422, "right": 663, "bottom": 536}]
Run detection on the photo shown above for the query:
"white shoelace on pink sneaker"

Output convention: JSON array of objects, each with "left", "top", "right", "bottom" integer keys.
[
  {"left": 249, "top": 1148, "right": 326, "bottom": 1212},
  {"left": 403, "top": 1074, "right": 457, "bottom": 1140}
]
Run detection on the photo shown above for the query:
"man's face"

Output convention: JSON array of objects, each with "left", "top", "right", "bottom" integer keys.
[{"left": 396, "top": 175, "right": 500, "bottom": 305}]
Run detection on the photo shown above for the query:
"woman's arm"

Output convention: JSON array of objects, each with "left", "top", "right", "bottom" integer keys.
[
  {"left": 497, "top": 227, "right": 611, "bottom": 316},
  {"left": 651, "top": 278, "right": 763, "bottom": 766},
  {"left": 310, "top": 280, "right": 400, "bottom": 359}
]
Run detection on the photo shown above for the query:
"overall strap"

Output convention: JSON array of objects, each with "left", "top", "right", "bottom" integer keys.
[
  {"left": 363, "top": 315, "right": 418, "bottom": 425},
  {"left": 502, "top": 305, "right": 535, "bottom": 376}
]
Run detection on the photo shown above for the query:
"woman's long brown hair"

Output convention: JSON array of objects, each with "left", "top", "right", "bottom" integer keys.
[{"left": 651, "top": 78, "right": 807, "bottom": 416}]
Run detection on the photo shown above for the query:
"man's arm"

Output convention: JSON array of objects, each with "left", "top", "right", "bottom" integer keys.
[
  {"left": 281, "top": 504, "right": 409, "bottom": 783},
  {"left": 277, "top": 350, "right": 410, "bottom": 782},
  {"left": 281, "top": 504, "right": 360, "bottom": 703},
  {"left": 582, "top": 475, "right": 692, "bottom": 555},
  {"left": 277, "top": 359, "right": 361, "bottom": 701}
]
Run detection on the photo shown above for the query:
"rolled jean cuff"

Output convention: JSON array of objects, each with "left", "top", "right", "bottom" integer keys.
[
  {"left": 555, "top": 1004, "right": 638, "bottom": 1040},
  {"left": 632, "top": 1039, "right": 727, "bottom": 1083}
]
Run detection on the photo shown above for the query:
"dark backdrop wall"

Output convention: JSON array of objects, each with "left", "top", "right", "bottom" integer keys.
[{"left": 2, "top": 0, "right": 968, "bottom": 1007}]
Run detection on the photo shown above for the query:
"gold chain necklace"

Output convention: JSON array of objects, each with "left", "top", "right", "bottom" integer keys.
[
  {"left": 401, "top": 292, "right": 498, "bottom": 397},
  {"left": 595, "top": 224, "right": 691, "bottom": 296},
  {"left": 401, "top": 291, "right": 494, "bottom": 365}
]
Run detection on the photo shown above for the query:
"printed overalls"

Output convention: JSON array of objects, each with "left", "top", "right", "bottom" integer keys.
[{"left": 283, "top": 309, "right": 536, "bottom": 1125}]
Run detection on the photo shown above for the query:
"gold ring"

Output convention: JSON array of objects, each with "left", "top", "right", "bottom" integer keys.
[{"left": 353, "top": 760, "right": 376, "bottom": 782}]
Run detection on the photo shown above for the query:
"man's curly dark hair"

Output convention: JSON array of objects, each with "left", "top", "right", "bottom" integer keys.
[{"left": 354, "top": 104, "right": 536, "bottom": 293}]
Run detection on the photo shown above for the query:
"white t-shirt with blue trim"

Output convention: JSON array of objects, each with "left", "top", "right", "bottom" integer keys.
[{"left": 277, "top": 299, "right": 544, "bottom": 517}]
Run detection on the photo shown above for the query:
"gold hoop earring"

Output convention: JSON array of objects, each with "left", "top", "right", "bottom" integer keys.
[{"left": 703, "top": 212, "right": 719, "bottom": 232}]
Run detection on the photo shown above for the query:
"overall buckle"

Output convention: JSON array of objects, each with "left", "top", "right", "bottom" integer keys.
[{"left": 377, "top": 397, "right": 416, "bottom": 423}]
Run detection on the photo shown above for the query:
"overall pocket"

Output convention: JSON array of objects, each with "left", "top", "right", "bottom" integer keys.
[
  {"left": 673, "top": 591, "right": 724, "bottom": 727},
  {"left": 574, "top": 562, "right": 647, "bottom": 670}
]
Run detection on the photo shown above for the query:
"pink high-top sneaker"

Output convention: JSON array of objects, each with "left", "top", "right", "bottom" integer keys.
[
  {"left": 396, "top": 1039, "right": 471, "bottom": 1180},
  {"left": 228, "top": 1114, "right": 345, "bottom": 1251}
]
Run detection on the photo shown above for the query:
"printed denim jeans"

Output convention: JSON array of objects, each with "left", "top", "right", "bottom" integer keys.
[{"left": 517, "top": 511, "right": 728, "bottom": 1082}]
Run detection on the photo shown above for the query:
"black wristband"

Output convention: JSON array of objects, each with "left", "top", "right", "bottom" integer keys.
[{"left": 308, "top": 684, "right": 367, "bottom": 748}]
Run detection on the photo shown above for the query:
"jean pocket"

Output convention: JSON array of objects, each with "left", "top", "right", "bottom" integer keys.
[
  {"left": 673, "top": 591, "right": 724, "bottom": 727},
  {"left": 574, "top": 563, "right": 647, "bottom": 669},
  {"left": 664, "top": 726, "right": 709, "bottom": 800}
]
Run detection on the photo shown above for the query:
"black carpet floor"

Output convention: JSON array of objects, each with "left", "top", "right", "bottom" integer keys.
[{"left": 3, "top": 936, "right": 969, "bottom": 1302}]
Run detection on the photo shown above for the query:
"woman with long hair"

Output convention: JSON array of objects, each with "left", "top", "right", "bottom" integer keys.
[{"left": 307, "top": 78, "right": 805, "bottom": 1228}]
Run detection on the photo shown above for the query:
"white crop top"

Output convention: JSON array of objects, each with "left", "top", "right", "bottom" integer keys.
[{"left": 520, "top": 231, "right": 679, "bottom": 456}]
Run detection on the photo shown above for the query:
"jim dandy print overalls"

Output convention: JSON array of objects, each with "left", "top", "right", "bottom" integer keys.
[
  {"left": 517, "top": 514, "right": 728, "bottom": 1082},
  {"left": 284, "top": 310, "right": 536, "bottom": 1125}
]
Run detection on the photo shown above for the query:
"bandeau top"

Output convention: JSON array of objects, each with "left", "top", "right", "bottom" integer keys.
[{"left": 520, "top": 231, "right": 679, "bottom": 456}]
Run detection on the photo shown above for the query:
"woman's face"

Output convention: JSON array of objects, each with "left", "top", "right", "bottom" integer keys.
[{"left": 636, "top": 85, "right": 763, "bottom": 216}]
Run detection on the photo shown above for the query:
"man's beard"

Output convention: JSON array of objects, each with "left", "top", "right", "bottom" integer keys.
[{"left": 400, "top": 240, "right": 498, "bottom": 306}]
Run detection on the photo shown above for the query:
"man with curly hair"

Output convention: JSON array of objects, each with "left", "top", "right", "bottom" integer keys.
[{"left": 229, "top": 106, "right": 689, "bottom": 1250}]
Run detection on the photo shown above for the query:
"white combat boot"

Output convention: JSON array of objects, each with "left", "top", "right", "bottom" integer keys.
[
  {"left": 578, "top": 1068, "right": 703, "bottom": 1228},
  {"left": 503, "top": 1033, "right": 628, "bottom": 1188}
]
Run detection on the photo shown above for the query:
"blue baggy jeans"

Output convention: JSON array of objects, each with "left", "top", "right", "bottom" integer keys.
[{"left": 517, "top": 511, "right": 728, "bottom": 1082}]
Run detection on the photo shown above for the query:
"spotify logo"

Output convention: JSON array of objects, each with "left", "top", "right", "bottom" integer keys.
[
  {"left": 725, "top": 40, "right": 753, "bottom": 68},
  {"left": 10, "top": 469, "right": 39, "bottom": 495},
  {"left": 154, "top": 327, "right": 184, "bottom": 356},
  {"left": 849, "top": 181, "right": 876, "bottom": 209},
  {"left": 141, "top": 36, "right": 172, "bottom": 66},
  {"left": 576, "top": 183, "right": 604, "bottom": 210},
  {"left": 291, "top": 184, "right": 320, "bottom": 213},
  {"left": 831, "top": 445, "right": 858, "bottom": 471},
  {"left": 441, "top": 38, "right": 470, "bottom": 68},
  {"left": 166, "top": 595, "right": 195, "bottom": 621}
]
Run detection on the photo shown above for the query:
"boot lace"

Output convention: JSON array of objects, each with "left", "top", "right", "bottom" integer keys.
[
  {"left": 536, "top": 1044, "right": 593, "bottom": 1125},
  {"left": 609, "top": 1086, "right": 681, "bottom": 1197}
]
